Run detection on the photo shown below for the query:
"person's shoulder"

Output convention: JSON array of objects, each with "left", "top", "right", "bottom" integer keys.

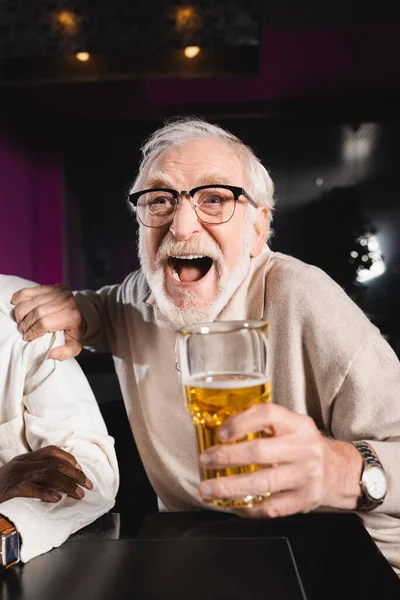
[
  {"left": 268, "top": 251, "right": 327, "bottom": 279},
  {"left": 0, "top": 275, "right": 38, "bottom": 323},
  {"left": 0, "top": 275, "right": 58, "bottom": 362},
  {"left": 0, "top": 274, "right": 38, "bottom": 304},
  {"left": 267, "top": 252, "right": 350, "bottom": 297},
  {"left": 265, "top": 251, "right": 373, "bottom": 329}
]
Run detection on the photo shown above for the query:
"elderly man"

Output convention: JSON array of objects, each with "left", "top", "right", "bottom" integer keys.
[
  {"left": 0, "top": 275, "right": 118, "bottom": 567},
  {"left": 11, "top": 118, "right": 400, "bottom": 572}
]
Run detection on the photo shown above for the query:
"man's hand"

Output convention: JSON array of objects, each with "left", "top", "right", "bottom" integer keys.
[
  {"left": 11, "top": 284, "right": 85, "bottom": 360},
  {"left": 198, "top": 404, "right": 362, "bottom": 518},
  {"left": 0, "top": 446, "right": 93, "bottom": 503}
]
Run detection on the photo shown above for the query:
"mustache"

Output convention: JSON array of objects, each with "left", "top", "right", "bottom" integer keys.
[{"left": 154, "top": 232, "right": 224, "bottom": 265}]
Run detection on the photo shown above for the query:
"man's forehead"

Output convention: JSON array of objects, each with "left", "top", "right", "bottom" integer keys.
[
  {"left": 145, "top": 170, "right": 236, "bottom": 189},
  {"left": 145, "top": 140, "right": 244, "bottom": 188}
]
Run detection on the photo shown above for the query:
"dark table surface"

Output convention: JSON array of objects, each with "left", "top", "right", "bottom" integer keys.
[{"left": 1, "top": 510, "right": 399, "bottom": 600}]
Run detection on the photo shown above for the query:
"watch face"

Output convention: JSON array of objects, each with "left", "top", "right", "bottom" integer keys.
[
  {"left": 5, "top": 532, "right": 19, "bottom": 566},
  {"left": 364, "top": 466, "right": 387, "bottom": 501}
]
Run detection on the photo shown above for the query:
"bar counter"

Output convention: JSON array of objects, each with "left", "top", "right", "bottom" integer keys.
[{"left": 1, "top": 510, "right": 399, "bottom": 599}]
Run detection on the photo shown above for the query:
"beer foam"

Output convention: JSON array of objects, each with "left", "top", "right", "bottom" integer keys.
[{"left": 182, "top": 373, "right": 269, "bottom": 389}]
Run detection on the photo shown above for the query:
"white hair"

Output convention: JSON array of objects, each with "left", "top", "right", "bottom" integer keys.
[{"left": 130, "top": 116, "right": 275, "bottom": 240}]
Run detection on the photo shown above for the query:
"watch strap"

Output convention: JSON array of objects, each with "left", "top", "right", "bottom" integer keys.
[
  {"left": 0, "top": 515, "right": 19, "bottom": 568},
  {"left": 352, "top": 441, "right": 386, "bottom": 510},
  {"left": 0, "top": 515, "right": 15, "bottom": 537}
]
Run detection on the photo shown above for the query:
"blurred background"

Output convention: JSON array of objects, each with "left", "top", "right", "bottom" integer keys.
[{"left": 1, "top": 0, "right": 400, "bottom": 514}]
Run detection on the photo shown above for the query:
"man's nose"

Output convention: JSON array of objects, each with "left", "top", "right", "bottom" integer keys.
[{"left": 169, "top": 196, "right": 202, "bottom": 240}]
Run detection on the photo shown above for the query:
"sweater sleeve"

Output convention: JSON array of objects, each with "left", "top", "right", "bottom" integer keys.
[
  {"left": 74, "top": 284, "right": 120, "bottom": 353},
  {"left": 0, "top": 331, "right": 119, "bottom": 563},
  {"left": 330, "top": 330, "right": 400, "bottom": 515}
]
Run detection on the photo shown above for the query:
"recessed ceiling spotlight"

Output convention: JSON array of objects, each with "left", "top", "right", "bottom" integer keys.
[
  {"left": 175, "top": 6, "right": 201, "bottom": 32},
  {"left": 53, "top": 10, "right": 79, "bottom": 35},
  {"left": 76, "top": 52, "right": 90, "bottom": 62},
  {"left": 184, "top": 46, "right": 200, "bottom": 59}
]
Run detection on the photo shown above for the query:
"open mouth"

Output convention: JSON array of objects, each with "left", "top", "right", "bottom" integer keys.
[{"left": 168, "top": 255, "right": 213, "bottom": 283}]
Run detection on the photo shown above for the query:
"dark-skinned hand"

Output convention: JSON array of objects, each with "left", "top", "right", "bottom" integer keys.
[{"left": 0, "top": 446, "right": 93, "bottom": 503}]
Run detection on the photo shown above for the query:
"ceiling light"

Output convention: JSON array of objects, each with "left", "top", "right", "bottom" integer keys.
[
  {"left": 54, "top": 10, "right": 78, "bottom": 35},
  {"left": 175, "top": 6, "right": 201, "bottom": 32},
  {"left": 76, "top": 52, "right": 90, "bottom": 62},
  {"left": 184, "top": 46, "right": 200, "bottom": 59}
]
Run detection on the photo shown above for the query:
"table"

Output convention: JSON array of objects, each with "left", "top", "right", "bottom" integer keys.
[{"left": 1, "top": 511, "right": 399, "bottom": 600}]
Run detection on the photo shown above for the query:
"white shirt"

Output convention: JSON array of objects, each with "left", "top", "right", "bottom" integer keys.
[{"left": 0, "top": 275, "right": 119, "bottom": 563}]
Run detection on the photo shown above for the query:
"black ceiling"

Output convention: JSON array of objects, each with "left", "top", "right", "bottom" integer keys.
[
  {"left": 263, "top": 0, "right": 399, "bottom": 27},
  {"left": 0, "top": 0, "right": 398, "bottom": 60},
  {"left": 0, "top": 0, "right": 261, "bottom": 59},
  {"left": 0, "top": 1, "right": 399, "bottom": 92}
]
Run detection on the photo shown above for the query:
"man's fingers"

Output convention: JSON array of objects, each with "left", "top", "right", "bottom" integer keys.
[
  {"left": 199, "top": 464, "right": 302, "bottom": 501},
  {"left": 45, "top": 458, "right": 93, "bottom": 490},
  {"left": 26, "top": 445, "right": 79, "bottom": 466},
  {"left": 48, "top": 331, "right": 83, "bottom": 360},
  {"left": 4, "top": 482, "right": 62, "bottom": 503},
  {"left": 12, "top": 284, "right": 84, "bottom": 355},
  {"left": 50, "top": 329, "right": 83, "bottom": 360},
  {"left": 11, "top": 284, "right": 70, "bottom": 306},
  {"left": 200, "top": 434, "right": 303, "bottom": 468},
  {"left": 218, "top": 403, "right": 311, "bottom": 442},
  {"left": 48, "top": 343, "right": 81, "bottom": 361},
  {"left": 24, "top": 446, "right": 92, "bottom": 489},
  {"left": 19, "top": 313, "right": 64, "bottom": 342},
  {"left": 15, "top": 294, "right": 65, "bottom": 326},
  {"left": 31, "top": 468, "right": 87, "bottom": 499},
  {"left": 21, "top": 305, "right": 82, "bottom": 340},
  {"left": 234, "top": 489, "right": 310, "bottom": 520},
  {"left": 20, "top": 313, "right": 84, "bottom": 361}
]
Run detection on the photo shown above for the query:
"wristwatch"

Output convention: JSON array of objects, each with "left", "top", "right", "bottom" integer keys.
[
  {"left": 352, "top": 441, "right": 387, "bottom": 511},
  {"left": 0, "top": 515, "right": 20, "bottom": 569}
]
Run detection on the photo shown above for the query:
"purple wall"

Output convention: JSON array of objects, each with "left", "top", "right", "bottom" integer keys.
[
  {"left": 0, "top": 137, "right": 64, "bottom": 284},
  {"left": 146, "top": 26, "right": 400, "bottom": 105},
  {"left": 22, "top": 25, "right": 400, "bottom": 121}
]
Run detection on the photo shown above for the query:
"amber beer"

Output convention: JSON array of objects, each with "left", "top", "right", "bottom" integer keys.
[
  {"left": 184, "top": 373, "right": 272, "bottom": 508},
  {"left": 177, "top": 320, "right": 271, "bottom": 508}
]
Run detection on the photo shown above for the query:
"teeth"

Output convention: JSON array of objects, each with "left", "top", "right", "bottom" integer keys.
[
  {"left": 171, "top": 254, "right": 206, "bottom": 260},
  {"left": 172, "top": 270, "right": 181, "bottom": 282}
]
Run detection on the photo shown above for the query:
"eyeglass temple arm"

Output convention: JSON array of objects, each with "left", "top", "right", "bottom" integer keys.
[{"left": 242, "top": 190, "right": 258, "bottom": 208}]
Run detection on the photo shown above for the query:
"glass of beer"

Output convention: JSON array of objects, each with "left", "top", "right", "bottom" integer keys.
[{"left": 176, "top": 320, "right": 272, "bottom": 509}]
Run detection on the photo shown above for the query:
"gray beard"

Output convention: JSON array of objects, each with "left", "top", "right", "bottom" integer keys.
[{"left": 139, "top": 235, "right": 251, "bottom": 328}]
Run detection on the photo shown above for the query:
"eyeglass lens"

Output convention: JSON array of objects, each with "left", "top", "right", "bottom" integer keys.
[{"left": 136, "top": 187, "right": 236, "bottom": 227}]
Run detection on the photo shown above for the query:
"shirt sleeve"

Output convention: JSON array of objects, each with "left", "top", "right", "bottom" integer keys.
[
  {"left": 0, "top": 331, "right": 119, "bottom": 563},
  {"left": 330, "top": 330, "right": 400, "bottom": 516}
]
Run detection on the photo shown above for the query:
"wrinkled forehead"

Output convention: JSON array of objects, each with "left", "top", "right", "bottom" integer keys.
[{"left": 145, "top": 139, "right": 246, "bottom": 189}]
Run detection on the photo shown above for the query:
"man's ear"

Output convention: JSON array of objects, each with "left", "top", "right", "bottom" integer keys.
[{"left": 250, "top": 207, "right": 269, "bottom": 257}]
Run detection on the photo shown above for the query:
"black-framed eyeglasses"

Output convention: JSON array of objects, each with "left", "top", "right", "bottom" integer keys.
[{"left": 128, "top": 184, "right": 257, "bottom": 228}]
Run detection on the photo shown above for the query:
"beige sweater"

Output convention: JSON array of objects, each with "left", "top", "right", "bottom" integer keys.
[{"left": 77, "top": 247, "right": 400, "bottom": 571}]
